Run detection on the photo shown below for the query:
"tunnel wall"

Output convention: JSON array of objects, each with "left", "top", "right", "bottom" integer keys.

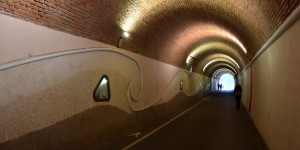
[
  {"left": 0, "top": 13, "right": 114, "bottom": 65},
  {"left": 239, "top": 67, "right": 251, "bottom": 111},
  {"left": 241, "top": 19, "right": 300, "bottom": 150},
  {"left": 0, "top": 14, "right": 212, "bottom": 144}
]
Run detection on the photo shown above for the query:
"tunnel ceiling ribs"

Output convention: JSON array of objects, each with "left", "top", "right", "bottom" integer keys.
[{"left": 0, "top": 0, "right": 299, "bottom": 77}]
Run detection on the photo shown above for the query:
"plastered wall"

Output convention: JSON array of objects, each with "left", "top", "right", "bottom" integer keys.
[
  {"left": 0, "top": 14, "right": 113, "bottom": 65},
  {"left": 0, "top": 14, "right": 212, "bottom": 143},
  {"left": 245, "top": 20, "right": 300, "bottom": 150},
  {"left": 239, "top": 68, "right": 251, "bottom": 111}
]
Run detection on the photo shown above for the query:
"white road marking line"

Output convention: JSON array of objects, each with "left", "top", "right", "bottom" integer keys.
[
  {"left": 127, "top": 132, "right": 142, "bottom": 138},
  {"left": 122, "top": 96, "right": 211, "bottom": 150}
]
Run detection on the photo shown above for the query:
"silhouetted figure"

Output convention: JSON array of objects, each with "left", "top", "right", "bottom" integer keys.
[
  {"left": 217, "top": 83, "right": 220, "bottom": 91},
  {"left": 234, "top": 83, "right": 242, "bottom": 110},
  {"left": 220, "top": 84, "right": 223, "bottom": 90}
]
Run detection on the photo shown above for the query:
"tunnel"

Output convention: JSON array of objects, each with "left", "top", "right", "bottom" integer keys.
[{"left": 0, "top": 0, "right": 300, "bottom": 149}]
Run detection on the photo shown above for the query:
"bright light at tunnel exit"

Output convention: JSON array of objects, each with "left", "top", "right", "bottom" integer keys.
[{"left": 217, "top": 73, "right": 235, "bottom": 91}]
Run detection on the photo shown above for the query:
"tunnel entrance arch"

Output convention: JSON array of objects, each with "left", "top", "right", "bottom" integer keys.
[{"left": 216, "top": 73, "right": 235, "bottom": 91}]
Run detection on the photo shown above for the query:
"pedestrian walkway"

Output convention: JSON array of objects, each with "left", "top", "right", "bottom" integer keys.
[{"left": 125, "top": 92, "right": 268, "bottom": 150}]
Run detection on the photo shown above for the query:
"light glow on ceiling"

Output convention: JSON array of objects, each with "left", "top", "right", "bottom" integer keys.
[
  {"left": 161, "top": 23, "right": 248, "bottom": 63},
  {"left": 214, "top": 69, "right": 235, "bottom": 78},
  {"left": 186, "top": 24, "right": 247, "bottom": 54},
  {"left": 186, "top": 56, "right": 195, "bottom": 64},
  {"left": 201, "top": 54, "right": 240, "bottom": 73},
  {"left": 120, "top": 3, "right": 247, "bottom": 54},
  {"left": 186, "top": 56, "right": 191, "bottom": 64},
  {"left": 203, "top": 60, "right": 237, "bottom": 74},
  {"left": 121, "top": 11, "right": 141, "bottom": 32},
  {"left": 188, "top": 42, "right": 243, "bottom": 62},
  {"left": 119, "top": 1, "right": 162, "bottom": 32},
  {"left": 219, "top": 64, "right": 237, "bottom": 74},
  {"left": 223, "top": 55, "right": 240, "bottom": 68},
  {"left": 203, "top": 60, "right": 218, "bottom": 72}
]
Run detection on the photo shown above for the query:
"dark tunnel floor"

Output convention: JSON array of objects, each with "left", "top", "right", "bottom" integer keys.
[{"left": 124, "top": 92, "right": 268, "bottom": 150}]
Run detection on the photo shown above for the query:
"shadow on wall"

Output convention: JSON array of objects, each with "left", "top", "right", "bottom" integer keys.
[
  {"left": 0, "top": 48, "right": 141, "bottom": 143},
  {"left": 0, "top": 93, "right": 200, "bottom": 150},
  {"left": 0, "top": 48, "right": 213, "bottom": 146}
]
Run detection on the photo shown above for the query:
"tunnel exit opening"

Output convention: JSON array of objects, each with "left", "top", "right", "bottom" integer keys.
[{"left": 216, "top": 73, "right": 235, "bottom": 91}]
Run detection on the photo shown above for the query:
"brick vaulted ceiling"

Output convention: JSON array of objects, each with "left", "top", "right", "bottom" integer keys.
[{"left": 0, "top": 0, "right": 299, "bottom": 75}]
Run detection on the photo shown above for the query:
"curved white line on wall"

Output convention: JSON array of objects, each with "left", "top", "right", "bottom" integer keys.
[
  {"left": 128, "top": 81, "right": 143, "bottom": 101},
  {"left": 0, "top": 47, "right": 144, "bottom": 108},
  {"left": 0, "top": 47, "right": 204, "bottom": 112},
  {"left": 0, "top": 47, "right": 146, "bottom": 143},
  {"left": 0, "top": 48, "right": 137, "bottom": 71},
  {"left": 127, "top": 69, "right": 185, "bottom": 111},
  {"left": 1, "top": 47, "right": 189, "bottom": 112},
  {"left": 127, "top": 69, "right": 203, "bottom": 111}
]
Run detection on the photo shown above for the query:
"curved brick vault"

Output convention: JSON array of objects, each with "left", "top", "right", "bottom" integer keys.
[{"left": 0, "top": 0, "right": 299, "bottom": 76}]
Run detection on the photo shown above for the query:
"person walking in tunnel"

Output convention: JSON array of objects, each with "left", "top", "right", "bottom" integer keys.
[
  {"left": 234, "top": 83, "right": 242, "bottom": 110},
  {"left": 217, "top": 83, "right": 220, "bottom": 91}
]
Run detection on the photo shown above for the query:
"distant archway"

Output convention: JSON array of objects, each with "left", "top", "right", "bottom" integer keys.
[{"left": 217, "top": 73, "right": 235, "bottom": 91}]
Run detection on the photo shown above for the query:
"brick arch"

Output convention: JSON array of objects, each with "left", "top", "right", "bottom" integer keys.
[{"left": 0, "top": 0, "right": 298, "bottom": 69}]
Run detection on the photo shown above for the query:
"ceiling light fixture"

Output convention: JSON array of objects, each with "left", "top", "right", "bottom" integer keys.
[{"left": 123, "top": 32, "right": 130, "bottom": 38}]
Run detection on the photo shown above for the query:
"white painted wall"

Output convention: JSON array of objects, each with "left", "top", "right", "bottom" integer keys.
[
  {"left": 239, "top": 67, "right": 251, "bottom": 111},
  {"left": 0, "top": 14, "right": 113, "bottom": 65},
  {"left": 0, "top": 14, "right": 211, "bottom": 143},
  {"left": 244, "top": 19, "right": 300, "bottom": 150}
]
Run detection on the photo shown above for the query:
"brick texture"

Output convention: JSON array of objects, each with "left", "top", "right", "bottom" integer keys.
[
  {"left": 0, "top": 0, "right": 123, "bottom": 47},
  {"left": 0, "top": 0, "right": 299, "bottom": 68}
]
